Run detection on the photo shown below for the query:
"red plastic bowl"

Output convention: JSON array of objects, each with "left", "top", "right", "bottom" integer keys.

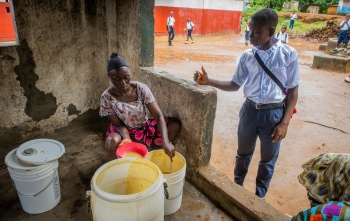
[{"left": 116, "top": 142, "right": 148, "bottom": 159}]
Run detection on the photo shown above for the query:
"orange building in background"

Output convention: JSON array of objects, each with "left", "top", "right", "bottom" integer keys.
[
  {"left": 0, "top": 0, "right": 16, "bottom": 43},
  {"left": 155, "top": 0, "right": 243, "bottom": 36}
]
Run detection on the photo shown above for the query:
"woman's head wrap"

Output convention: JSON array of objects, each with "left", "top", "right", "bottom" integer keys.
[{"left": 107, "top": 52, "right": 129, "bottom": 72}]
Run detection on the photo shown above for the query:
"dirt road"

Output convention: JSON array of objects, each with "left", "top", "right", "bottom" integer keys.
[{"left": 154, "top": 33, "right": 350, "bottom": 216}]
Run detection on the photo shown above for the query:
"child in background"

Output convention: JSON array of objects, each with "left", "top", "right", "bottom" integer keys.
[
  {"left": 332, "top": 14, "right": 350, "bottom": 53},
  {"left": 244, "top": 23, "right": 250, "bottom": 46},
  {"left": 275, "top": 24, "right": 289, "bottom": 44},
  {"left": 185, "top": 18, "right": 195, "bottom": 44}
]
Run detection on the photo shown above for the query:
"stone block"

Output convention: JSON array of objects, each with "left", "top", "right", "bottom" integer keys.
[
  {"left": 139, "top": 68, "right": 217, "bottom": 169},
  {"left": 312, "top": 54, "right": 350, "bottom": 73},
  {"left": 189, "top": 165, "right": 290, "bottom": 221},
  {"left": 318, "top": 44, "right": 327, "bottom": 51},
  {"left": 326, "top": 38, "right": 338, "bottom": 53}
]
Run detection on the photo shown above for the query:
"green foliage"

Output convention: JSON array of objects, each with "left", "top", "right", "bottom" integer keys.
[
  {"left": 298, "top": 0, "right": 339, "bottom": 13},
  {"left": 311, "top": 0, "right": 338, "bottom": 14},
  {"left": 242, "top": 5, "right": 265, "bottom": 17},
  {"left": 276, "top": 19, "right": 326, "bottom": 34},
  {"left": 249, "top": 0, "right": 289, "bottom": 11},
  {"left": 248, "top": 0, "right": 339, "bottom": 14}
]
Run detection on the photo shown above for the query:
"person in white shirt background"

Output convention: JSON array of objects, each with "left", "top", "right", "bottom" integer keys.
[
  {"left": 244, "top": 22, "right": 250, "bottom": 46},
  {"left": 289, "top": 12, "right": 297, "bottom": 29},
  {"left": 167, "top": 11, "right": 176, "bottom": 46},
  {"left": 275, "top": 24, "right": 288, "bottom": 44},
  {"left": 332, "top": 14, "right": 350, "bottom": 54},
  {"left": 185, "top": 18, "right": 195, "bottom": 44}
]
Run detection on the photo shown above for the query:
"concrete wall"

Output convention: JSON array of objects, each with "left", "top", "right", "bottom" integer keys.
[
  {"left": 327, "top": 5, "right": 338, "bottom": 15},
  {"left": 338, "top": 0, "right": 350, "bottom": 15},
  {"left": 0, "top": 0, "right": 142, "bottom": 147},
  {"left": 307, "top": 5, "right": 320, "bottom": 14},
  {"left": 140, "top": 68, "right": 217, "bottom": 169},
  {"left": 154, "top": 0, "right": 243, "bottom": 36}
]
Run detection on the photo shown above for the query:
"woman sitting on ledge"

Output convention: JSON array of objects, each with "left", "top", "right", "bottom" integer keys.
[{"left": 99, "top": 53, "right": 181, "bottom": 159}]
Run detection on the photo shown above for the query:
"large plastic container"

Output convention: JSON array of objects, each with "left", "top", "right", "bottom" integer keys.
[
  {"left": 5, "top": 145, "right": 63, "bottom": 214},
  {"left": 90, "top": 158, "right": 166, "bottom": 221},
  {"left": 146, "top": 150, "right": 186, "bottom": 215}
]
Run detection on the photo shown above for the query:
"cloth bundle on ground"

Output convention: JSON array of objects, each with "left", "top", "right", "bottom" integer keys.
[
  {"left": 298, "top": 153, "right": 350, "bottom": 204},
  {"left": 290, "top": 201, "right": 350, "bottom": 221}
]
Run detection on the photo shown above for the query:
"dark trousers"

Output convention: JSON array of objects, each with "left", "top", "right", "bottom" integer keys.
[
  {"left": 289, "top": 20, "right": 295, "bottom": 29},
  {"left": 168, "top": 26, "right": 175, "bottom": 43},
  {"left": 234, "top": 101, "right": 283, "bottom": 198}
]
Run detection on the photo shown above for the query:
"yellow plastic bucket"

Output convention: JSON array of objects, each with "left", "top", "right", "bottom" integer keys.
[
  {"left": 146, "top": 150, "right": 186, "bottom": 215},
  {"left": 90, "top": 158, "right": 165, "bottom": 221}
]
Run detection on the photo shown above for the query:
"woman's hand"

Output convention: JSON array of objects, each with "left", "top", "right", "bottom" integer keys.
[
  {"left": 118, "top": 138, "right": 132, "bottom": 147},
  {"left": 163, "top": 142, "right": 175, "bottom": 160},
  {"left": 193, "top": 66, "right": 208, "bottom": 85}
]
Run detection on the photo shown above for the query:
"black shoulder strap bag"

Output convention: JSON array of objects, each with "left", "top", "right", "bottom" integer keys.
[
  {"left": 254, "top": 51, "right": 287, "bottom": 94},
  {"left": 253, "top": 51, "right": 296, "bottom": 116}
]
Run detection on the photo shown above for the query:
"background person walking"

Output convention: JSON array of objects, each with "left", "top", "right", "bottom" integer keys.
[
  {"left": 167, "top": 11, "right": 175, "bottom": 46},
  {"left": 289, "top": 12, "right": 297, "bottom": 29},
  {"left": 185, "top": 18, "right": 195, "bottom": 44},
  {"left": 244, "top": 22, "right": 250, "bottom": 46}
]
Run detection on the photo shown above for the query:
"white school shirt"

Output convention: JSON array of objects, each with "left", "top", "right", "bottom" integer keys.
[
  {"left": 232, "top": 40, "right": 301, "bottom": 104},
  {"left": 186, "top": 22, "right": 194, "bottom": 30},
  {"left": 245, "top": 26, "right": 250, "bottom": 32},
  {"left": 275, "top": 32, "right": 289, "bottom": 44},
  {"left": 340, "top": 20, "right": 350, "bottom": 31},
  {"left": 167, "top": 16, "right": 175, "bottom": 26},
  {"left": 290, "top": 14, "right": 297, "bottom": 20}
]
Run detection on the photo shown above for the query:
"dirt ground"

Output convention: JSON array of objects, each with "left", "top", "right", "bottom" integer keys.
[
  {"left": 154, "top": 31, "right": 350, "bottom": 216},
  {"left": 0, "top": 115, "right": 234, "bottom": 221}
]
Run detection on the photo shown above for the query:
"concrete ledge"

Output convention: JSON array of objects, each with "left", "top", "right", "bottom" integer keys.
[
  {"left": 190, "top": 165, "right": 290, "bottom": 221},
  {"left": 312, "top": 54, "right": 350, "bottom": 73}
]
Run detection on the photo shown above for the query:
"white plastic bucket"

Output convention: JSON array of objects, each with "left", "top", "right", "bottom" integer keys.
[
  {"left": 146, "top": 150, "right": 186, "bottom": 215},
  {"left": 5, "top": 148, "right": 61, "bottom": 214},
  {"left": 90, "top": 158, "right": 165, "bottom": 221}
]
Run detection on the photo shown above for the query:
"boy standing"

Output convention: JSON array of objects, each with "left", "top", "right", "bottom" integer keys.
[
  {"left": 193, "top": 8, "right": 300, "bottom": 199},
  {"left": 185, "top": 18, "right": 195, "bottom": 44},
  {"left": 332, "top": 14, "right": 350, "bottom": 54},
  {"left": 289, "top": 12, "right": 297, "bottom": 29},
  {"left": 167, "top": 11, "right": 175, "bottom": 46},
  {"left": 244, "top": 23, "right": 250, "bottom": 46},
  {"left": 275, "top": 24, "right": 289, "bottom": 44}
]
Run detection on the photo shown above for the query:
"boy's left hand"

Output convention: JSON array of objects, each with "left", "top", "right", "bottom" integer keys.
[{"left": 271, "top": 122, "right": 288, "bottom": 143}]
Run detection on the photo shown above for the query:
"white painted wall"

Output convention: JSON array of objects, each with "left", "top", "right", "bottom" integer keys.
[{"left": 155, "top": 0, "right": 243, "bottom": 11}]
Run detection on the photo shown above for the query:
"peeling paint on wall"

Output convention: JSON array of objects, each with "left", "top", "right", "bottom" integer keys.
[
  {"left": 14, "top": 39, "right": 57, "bottom": 121},
  {"left": 67, "top": 103, "right": 81, "bottom": 116}
]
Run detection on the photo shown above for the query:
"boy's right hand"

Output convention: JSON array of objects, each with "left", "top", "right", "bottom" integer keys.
[{"left": 193, "top": 66, "right": 208, "bottom": 85}]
